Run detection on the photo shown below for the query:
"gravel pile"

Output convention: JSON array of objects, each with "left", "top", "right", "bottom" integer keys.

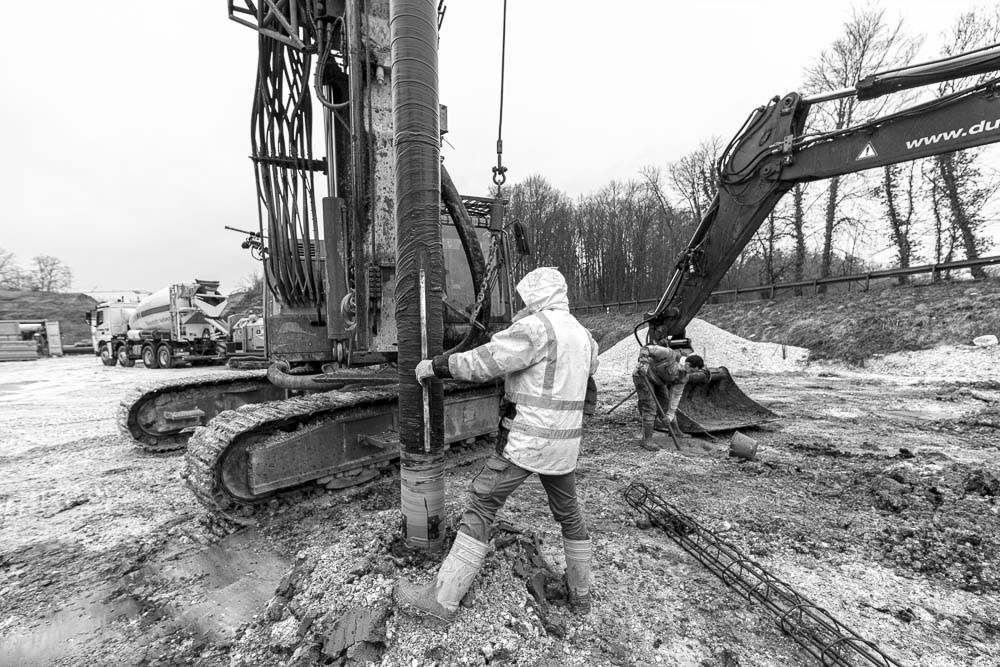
[
  {"left": 594, "top": 319, "right": 809, "bottom": 391},
  {"left": 863, "top": 344, "right": 1000, "bottom": 382}
]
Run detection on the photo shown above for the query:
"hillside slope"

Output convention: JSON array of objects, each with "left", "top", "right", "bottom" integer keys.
[
  {"left": 0, "top": 289, "right": 97, "bottom": 347},
  {"left": 580, "top": 278, "right": 1000, "bottom": 365}
]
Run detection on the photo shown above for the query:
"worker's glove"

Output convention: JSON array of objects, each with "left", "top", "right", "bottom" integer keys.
[{"left": 415, "top": 359, "right": 436, "bottom": 383}]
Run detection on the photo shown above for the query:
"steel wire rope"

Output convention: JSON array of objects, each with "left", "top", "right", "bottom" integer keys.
[{"left": 491, "top": 0, "right": 509, "bottom": 189}]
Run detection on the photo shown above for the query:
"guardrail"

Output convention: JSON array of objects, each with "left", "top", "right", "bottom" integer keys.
[{"left": 571, "top": 255, "right": 1000, "bottom": 316}]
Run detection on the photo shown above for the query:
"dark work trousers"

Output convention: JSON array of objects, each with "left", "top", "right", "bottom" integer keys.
[
  {"left": 633, "top": 372, "right": 670, "bottom": 432},
  {"left": 458, "top": 454, "right": 589, "bottom": 543}
]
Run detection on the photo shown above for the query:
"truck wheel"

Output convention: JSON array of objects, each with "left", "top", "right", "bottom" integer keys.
[
  {"left": 117, "top": 345, "right": 135, "bottom": 367},
  {"left": 100, "top": 344, "right": 117, "bottom": 367},
  {"left": 156, "top": 344, "right": 174, "bottom": 369},
  {"left": 142, "top": 344, "right": 159, "bottom": 368}
]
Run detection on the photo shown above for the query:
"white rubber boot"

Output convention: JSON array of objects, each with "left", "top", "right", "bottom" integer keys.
[
  {"left": 397, "top": 531, "right": 489, "bottom": 622},
  {"left": 563, "top": 537, "right": 592, "bottom": 614}
]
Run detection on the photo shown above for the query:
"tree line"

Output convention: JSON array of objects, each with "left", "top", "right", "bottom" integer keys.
[
  {"left": 0, "top": 247, "right": 74, "bottom": 292},
  {"left": 506, "top": 4, "right": 1000, "bottom": 306}
]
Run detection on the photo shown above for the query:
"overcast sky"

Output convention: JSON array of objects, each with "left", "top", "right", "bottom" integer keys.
[{"left": 1, "top": 1, "right": 995, "bottom": 294}]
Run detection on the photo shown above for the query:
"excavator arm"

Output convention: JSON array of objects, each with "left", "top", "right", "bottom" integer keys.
[
  {"left": 639, "top": 43, "right": 1000, "bottom": 434},
  {"left": 647, "top": 43, "right": 1000, "bottom": 342}
]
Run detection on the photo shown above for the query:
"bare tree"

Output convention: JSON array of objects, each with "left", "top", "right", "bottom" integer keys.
[
  {"left": 507, "top": 175, "right": 579, "bottom": 295},
  {"left": 802, "top": 5, "right": 920, "bottom": 288},
  {"left": 923, "top": 160, "right": 961, "bottom": 277},
  {"left": 927, "top": 8, "right": 1000, "bottom": 279},
  {"left": 753, "top": 204, "right": 796, "bottom": 287},
  {"left": 238, "top": 270, "right": 265, "bottom": 294},
  {"left": 667, "top": 137, "right": 723, "bottom": 224},
  {"left": 0, "top": 247, "right": 23, "bottom": 288},
  {"left": 27, "top": 255, "right": 73, "bottom": 292},
  {"left": 639, "top": 166, "right": 683, "bottom": 248},
  {"left": 873, "top": 161, "right": 919, "bottom": 283}
]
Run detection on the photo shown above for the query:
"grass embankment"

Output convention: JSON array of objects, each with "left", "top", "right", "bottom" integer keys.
[
  {"left": 579, "top": 278, "right": 1000, "bottom": 365},
  {"left": 0, "top": 289, "right": 97, "bottom": 346}
]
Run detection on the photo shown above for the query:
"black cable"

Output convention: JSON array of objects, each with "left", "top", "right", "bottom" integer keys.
[
  {"left": 314, "top": 19, "right": 351, "bottom": 110},
  {"left": 492, "top": 0, "right": 509, "bottom": 188}
]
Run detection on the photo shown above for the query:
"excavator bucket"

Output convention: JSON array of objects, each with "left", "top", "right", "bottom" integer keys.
[{"left": 657, "top": 366, "right": 777, "bottom": 434}]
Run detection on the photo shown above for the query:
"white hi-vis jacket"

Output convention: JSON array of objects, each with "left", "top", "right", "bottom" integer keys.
[{"left": 444, "top": 267, "right": 599, "bottom": 474}]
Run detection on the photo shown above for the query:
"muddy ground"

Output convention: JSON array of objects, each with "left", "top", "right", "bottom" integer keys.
[{"left": 1, "top": 353, "right": 999, "bottom": 666}]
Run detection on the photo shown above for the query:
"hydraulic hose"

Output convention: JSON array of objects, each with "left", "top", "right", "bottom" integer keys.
[
  {"left": 266, "top": 360, "right": 324, "bottom": 391},
  {"left": 441, "top": 164, "right": 491, "bottom": 354}
]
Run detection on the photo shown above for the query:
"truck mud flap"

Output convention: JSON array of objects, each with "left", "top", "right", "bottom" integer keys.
[{"left": 657, "top": 366, "right": 777, "bottom": 434}]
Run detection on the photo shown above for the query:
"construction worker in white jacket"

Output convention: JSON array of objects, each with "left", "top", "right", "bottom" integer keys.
[{"left": 397, "top": 266, "right": 600, "bottom": 622}]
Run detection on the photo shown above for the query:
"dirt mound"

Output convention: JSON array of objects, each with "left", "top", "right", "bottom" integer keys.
[
  {"left": 0, "top": 288, "right": 97, "bottom": 347},
  {"left": 594, "top": 318, "right": 808, "bottom": 389}
]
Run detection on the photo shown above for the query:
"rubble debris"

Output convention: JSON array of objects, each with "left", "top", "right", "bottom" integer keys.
[
  {"left": 322, "top": 605, "right": 390, "bottom": 661},
  {"left": 965, "top": 469, "right": 1000, "bottom": 497}
]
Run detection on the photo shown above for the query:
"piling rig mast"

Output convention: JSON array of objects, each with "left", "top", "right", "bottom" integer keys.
[{"left": 116, "top": 1, "right": 528, "bottom": 526}]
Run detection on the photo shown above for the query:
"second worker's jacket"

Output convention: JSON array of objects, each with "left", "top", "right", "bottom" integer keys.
[
  {"left": 634, "top": 344, "right": 689, "bottom": 386},
  {"left": 430, "top": 267, "right": 599, "bottom": 475}
]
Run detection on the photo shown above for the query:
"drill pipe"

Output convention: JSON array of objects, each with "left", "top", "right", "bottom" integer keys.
[{"left": 623, "top": 482, "right": 904, "bottom": 667}]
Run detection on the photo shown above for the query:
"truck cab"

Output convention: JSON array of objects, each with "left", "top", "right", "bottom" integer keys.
[{"left": 86, "top": 303, "right": 136, "bottom": 365}]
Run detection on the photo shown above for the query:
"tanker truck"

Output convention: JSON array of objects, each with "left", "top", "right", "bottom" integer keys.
[{"left": 87, "top": 280, "right": 229, "bottom": 368}]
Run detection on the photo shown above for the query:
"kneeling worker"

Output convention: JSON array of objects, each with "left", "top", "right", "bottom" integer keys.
[
  {"left": 633, "top": 344, "right": 704, "bottom": 450},
  {"left": 397, "top": 267, "right": 600, "bottom": 622}
]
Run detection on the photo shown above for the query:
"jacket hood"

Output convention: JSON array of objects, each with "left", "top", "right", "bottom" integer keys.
[{"left": 516, "top": 267, "right": 569, "bottom": 313}]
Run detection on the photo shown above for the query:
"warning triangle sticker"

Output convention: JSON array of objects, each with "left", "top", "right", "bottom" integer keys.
[{"left": 856, "top": 142, "right": 878, "bottom": 160}]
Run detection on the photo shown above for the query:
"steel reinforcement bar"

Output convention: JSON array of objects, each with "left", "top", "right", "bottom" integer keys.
[{"left": 623, "top": 482, "right": 905, "bottom": 667}]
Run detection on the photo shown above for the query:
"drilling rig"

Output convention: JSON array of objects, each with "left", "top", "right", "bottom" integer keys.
[{"left": 116, "top": 1, "right": 528, "bottom": 532}]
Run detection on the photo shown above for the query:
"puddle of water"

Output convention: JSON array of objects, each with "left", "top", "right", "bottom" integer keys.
[
  {"left": 0, "top": 531, "right": 290, "bottom": 663},
  {"left": 156, "top": 531, "right": 289, "bottom": 641},
  {"left": 0, "top": 589, "right": 131, "bottom": 665}
]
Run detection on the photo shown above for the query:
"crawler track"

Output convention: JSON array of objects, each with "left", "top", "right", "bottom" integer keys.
[
  {"left": 117, "top": 371, "right": 273, "bottom": 453},
  {"left": 183, "top": 383, "right": 499, "bottom": 525}
]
